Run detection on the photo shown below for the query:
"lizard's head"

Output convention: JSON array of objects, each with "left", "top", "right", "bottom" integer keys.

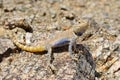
[{"left": 73, "top": 20, "right": 89, "bottom": 36}]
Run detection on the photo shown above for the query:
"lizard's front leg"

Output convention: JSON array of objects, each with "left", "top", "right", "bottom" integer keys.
[{"left": 69, "top": 37, "right": 78, "bottom": 60}]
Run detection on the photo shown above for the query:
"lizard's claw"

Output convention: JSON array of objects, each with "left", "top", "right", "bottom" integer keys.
[{"left": 47, "top": 64, "right": 57, "bottom": 74}]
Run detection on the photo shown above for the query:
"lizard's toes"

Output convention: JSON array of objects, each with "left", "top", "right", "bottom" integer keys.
[
  {"left": 47, "top": 64, "right": 57, "bottom": 74},
  {"left": 72, "top": 57, "right": 78, "bottom": 62}
]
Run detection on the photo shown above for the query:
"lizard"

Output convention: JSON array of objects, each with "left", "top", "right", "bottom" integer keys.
[{"left": 8, "top": 20, "right": 89, "bottom": 73}]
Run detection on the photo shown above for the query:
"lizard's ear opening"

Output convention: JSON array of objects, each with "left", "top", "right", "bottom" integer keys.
[{"left": 74, "top": 31, "right": 83, "bottom": 36}]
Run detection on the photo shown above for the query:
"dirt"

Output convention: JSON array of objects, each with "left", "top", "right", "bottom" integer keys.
[{"left": 0, "top": 0, "right": 120, "bottom": 80}]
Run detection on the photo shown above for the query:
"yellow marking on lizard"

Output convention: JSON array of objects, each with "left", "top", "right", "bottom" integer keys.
[{"left": 13, "top": 40, "right": 46, "bottom": 52}]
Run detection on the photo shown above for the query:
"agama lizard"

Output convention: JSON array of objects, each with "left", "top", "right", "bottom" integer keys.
[{"left": 9, "top": 20, "right": 89, "bottom": 72}]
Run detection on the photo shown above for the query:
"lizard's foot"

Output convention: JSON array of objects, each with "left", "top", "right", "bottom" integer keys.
[
  {"left": 47, "top": 46, "right": 57, "bottom": 74},
  {"left": 47, "top": 64, "right": 57, "bottom": 74},
  {"left": 47, "top": 57, "right": 57, "bottom": 74},
  {"left": 70, "top": 54, "right": 78, "bottom": 62}
]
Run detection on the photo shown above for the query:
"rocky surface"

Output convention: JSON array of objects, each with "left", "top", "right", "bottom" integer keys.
[{"left": 0, "top": 0, "right": 120, "bottom": 80}]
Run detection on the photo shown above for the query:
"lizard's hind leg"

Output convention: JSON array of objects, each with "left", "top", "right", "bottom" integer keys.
[{"left": 47, "top": 45, "right": 57, "bottom": 74}]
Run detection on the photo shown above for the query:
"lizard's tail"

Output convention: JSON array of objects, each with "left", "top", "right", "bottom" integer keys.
[
  {"left": 8, "top": 30, "right": 46, "bottom": 52},
  {"left": 13, "top": 40, "right": 46, "bottom": 52}
]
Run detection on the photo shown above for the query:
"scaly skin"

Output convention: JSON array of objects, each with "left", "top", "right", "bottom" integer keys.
[
  {"left": 11, "top": 20, "right": 88, "bottom": 53},
  {"left": 13, "top": 40, "right": 46, "bottom": 52}
]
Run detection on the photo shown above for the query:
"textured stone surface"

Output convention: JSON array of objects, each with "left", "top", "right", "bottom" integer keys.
[{"left": 0, "top": 0, "right": 120, "bottom": 80}]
